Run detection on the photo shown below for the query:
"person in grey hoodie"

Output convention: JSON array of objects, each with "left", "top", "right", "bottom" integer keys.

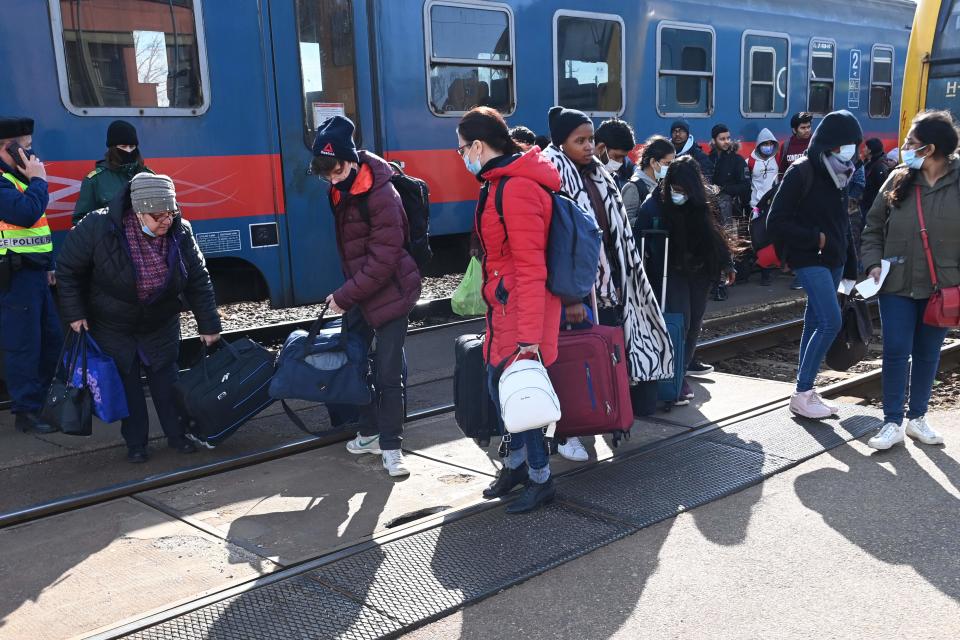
[
  {"left": 623, "top": 135, "right": 675, "bottom": 229},
  {"left": 748, "top": 128, "right": 780, "bottom": 208}
]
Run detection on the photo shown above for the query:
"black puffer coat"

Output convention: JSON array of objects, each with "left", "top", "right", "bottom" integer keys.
[{"left": 56, "top": 186, "right": 221, "bottom": 374}]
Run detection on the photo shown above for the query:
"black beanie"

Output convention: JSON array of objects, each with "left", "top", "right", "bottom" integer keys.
[
  {"left": 711, "top": 123, "right": 729, "bottom": 140},
  {"left": 0, "top": 117, "right": 34, "bottom": 139},
  {"left": 106, "top": 120, "right": 139, "bottom": 147},
  {"left": 670, "top": 119, "right": 690, "bottom": 135},
  {"left": 312, "top": 115, "right": 360, "bottom": 163},
  {"left": 866, "top": 138, "right": 884, "bottom": 157},
  {"left": 548, "top": 106, "right": 591, "bottom": 147}
]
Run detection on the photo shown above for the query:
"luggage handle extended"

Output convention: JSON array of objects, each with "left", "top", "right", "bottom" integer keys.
[{"left": 639, "top": 229, "right": 670, "bottom": 308}]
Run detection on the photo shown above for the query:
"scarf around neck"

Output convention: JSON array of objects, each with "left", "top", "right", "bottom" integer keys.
[
  {"left": 123, "top": 211, "right": 172, "bottom": 303},
  {"left": 823, "top": 153, "right": 855, "bottom": 189}
]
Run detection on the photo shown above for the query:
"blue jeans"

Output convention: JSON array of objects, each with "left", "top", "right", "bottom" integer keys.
[
  {"left": 486, "top": 364, "right": 549, "bottom": 471},
  {"left": 795, "top": 266, "right": 844, "bottom": 392},
  {"left": 879, "top": 294, "right": 950, "bottom": 424}
]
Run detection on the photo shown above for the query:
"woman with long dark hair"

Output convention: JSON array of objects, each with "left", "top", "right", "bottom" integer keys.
[
  {"left": 457, "top": 106, "right": 562, "bottom": 514},
  {"left": 73, "top": 120, "right": 153, "bottom": 225},
  {"left": 636, "top": 155, "right": 735, "bottom": 404},
  {"left": 767, "top": 110, "right": 862, "bottom": 419},
  {"left": 861, "top": 110, "right": 960, "bottom": 449}
]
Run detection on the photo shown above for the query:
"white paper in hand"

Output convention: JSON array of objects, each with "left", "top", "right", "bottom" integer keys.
[
  {"left": 855, "top": 259, "right": 890, "bottom": 298},
  {"left": 837, "top": 279, "right": 856, "bottom": 295}
]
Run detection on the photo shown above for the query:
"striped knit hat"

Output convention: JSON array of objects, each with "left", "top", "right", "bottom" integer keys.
[{"left": 130, "top": 173, "right": 177, "bottom": 215}]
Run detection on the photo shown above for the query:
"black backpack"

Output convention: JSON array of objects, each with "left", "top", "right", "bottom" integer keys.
[
  {"left": 753, "top": 160, "right": 814, "bottom": 253},
  {"left": 359, "top": 161, "right": 433, "bottom": 270}
]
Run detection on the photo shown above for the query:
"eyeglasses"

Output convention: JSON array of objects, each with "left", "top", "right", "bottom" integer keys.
[
  {"left": 457, "top": 143, "right": 471, "bottom": 157},
  {"left": 145, "top": 210, "right": 179, "bottom": 223}
]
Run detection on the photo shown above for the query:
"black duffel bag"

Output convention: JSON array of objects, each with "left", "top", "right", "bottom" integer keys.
[
  {"left": 826, "top": 295, "right": 874, "bottom": 371},
  {"left": 176, "top": 338, "right": 276, "bottom": 447},
  {"left": 453, "top": 334, "right": 499, "bottom": 447}
]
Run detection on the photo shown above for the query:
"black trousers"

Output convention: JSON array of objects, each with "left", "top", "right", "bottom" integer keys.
[
  {"left": 666, "top": 273, "right": 712, "bottom": 370},
  {"left": 351, "top": 312, "right": 408, "bottom": 451},
  {"left": 119, "top": 357, "right": 184, "bottom": 450}
]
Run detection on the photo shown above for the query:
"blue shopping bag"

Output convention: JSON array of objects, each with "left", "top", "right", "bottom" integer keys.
[{"left": 67, "top": 332, "right": 129, "bottom": 423}]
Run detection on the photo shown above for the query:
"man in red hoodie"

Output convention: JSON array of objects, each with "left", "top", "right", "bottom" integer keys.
[{"left": 778, "top": 112, "right": 814, "bottom": 176}]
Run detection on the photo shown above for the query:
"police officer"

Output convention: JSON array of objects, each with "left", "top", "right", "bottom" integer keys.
[{"left": 0, "top": 117, "right": 64, "bottom": 433}]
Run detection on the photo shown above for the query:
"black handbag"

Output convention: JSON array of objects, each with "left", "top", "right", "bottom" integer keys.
[
  {"left": 41, "top": 331, "right": 94, "bottom": 436},
  {"left": 826, "top": 295, "right": 874, "bottom": 371}
]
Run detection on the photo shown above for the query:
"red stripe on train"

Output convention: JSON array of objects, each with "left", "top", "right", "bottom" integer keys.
[{"left": 43, "top": 154, "right": 285, "bottom": 231}]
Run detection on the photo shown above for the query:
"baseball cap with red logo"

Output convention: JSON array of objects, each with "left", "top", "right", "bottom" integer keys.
[{"left": 311, "top": 115, "right": 359, "bottom": 163}]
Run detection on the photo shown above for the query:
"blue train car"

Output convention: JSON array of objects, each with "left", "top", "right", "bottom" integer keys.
[{"left": 0, "top": 0, "right": 914, "bottom": 307}]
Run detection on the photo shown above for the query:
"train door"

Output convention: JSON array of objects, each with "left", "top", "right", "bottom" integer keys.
[{"left": 267, "top": 0, "right": 371, "bottom": 306}]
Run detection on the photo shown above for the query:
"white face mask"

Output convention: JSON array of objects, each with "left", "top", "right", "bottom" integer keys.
[
  {"left": 605, "top": 158, "right": 623, "bottom": 172},
  {"left": 835, "top": 144, "right": 857, "bottom": 162},
  {"left": 655, "top": 163, "right": 668, "bottom": 180},
  {"left": 670, "top": 191, "right": 688, "bottom": 206},
  {"left": 901, "top": 145, "right": 928, "bottom": 170}
]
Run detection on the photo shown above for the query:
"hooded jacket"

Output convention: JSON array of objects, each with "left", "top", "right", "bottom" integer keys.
[
  {"left": 56, "top": 185, "right": 221, "bottom": 374},
  {"left": 330, "top": 150, "right": 421, "bottom": 328},
  {"left": 748, "top": 128, "right": 780, "bottom": 207},
  {"left": 767, "top": 110, "right": 862, "bottom": 277},
  {"left": 73, "top": 159, "right": 154, "bottom": 225},
  {"left": 676, "top": 136, "right": 715, "bottom": 181},
  {"left": 477, "top": 149, "right": 562, "bottom": 367},
  {"left": 709, "top": 141, "right": 751, "bottom": 202}
]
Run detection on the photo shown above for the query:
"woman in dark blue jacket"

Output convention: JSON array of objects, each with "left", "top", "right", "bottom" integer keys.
[{"left": 767, "top": 110, "right": 861, "bottom": 420}]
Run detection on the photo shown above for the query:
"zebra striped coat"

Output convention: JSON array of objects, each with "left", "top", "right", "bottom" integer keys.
[{"left": 543, "top": 145, "right": 675, "bottom": 383}]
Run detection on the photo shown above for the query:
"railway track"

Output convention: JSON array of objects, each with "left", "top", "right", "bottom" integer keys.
[{"left": 0, "top": 315, "right": 913, "bottom": 530}]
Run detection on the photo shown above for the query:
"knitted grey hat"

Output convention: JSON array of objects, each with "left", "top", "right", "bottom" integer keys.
[{"left": 130, "top": 173, "right": 177, "bottom": 215}]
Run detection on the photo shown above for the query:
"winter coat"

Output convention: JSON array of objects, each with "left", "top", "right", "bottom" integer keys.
[
  {"left": 861, "top": 155, "right": 890, "bottom": 215},
  {"left": 778, "top": 134, "right": 811, "bottom": 175},
  {"left": 330, "top": 150, "right": 421, "bottom": 329},
  {"left": 56, "top": 186, "right": 221, "bottom": 374},
  {"left": 767, "top": 111, "right": 861, "bottom": 279},
  {"left": 0, "top": 161, "right": 52, "bottom": 269},
  {"left": 73, "top": 160, "right": 154, "bottom": 225},
  {"left": 748, "top": 128, "right": 780, "bottom": 207},
  {"left": 709, "top": 143, "right": 751, "bottom": 203},
  {"left": 861, "top": 157, "right": 960, "bottom": 299},
  {"left": 675, "top": 137, "right": 715, "bottom": 181},
  {"left": 622, "top": 170, "right": 657, "bottom": 230},
  {"left": 477, "top": 149, "right": 562, "bottom": 367}
]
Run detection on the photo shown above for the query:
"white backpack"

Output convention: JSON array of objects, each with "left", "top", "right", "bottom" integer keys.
[{"left": 498, "top": 355, "right": 562, "bottom": 434}]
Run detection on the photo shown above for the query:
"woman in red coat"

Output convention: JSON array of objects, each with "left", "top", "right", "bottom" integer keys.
[{"left": 457, "top": 107, "right": 562, "bottom": 514}]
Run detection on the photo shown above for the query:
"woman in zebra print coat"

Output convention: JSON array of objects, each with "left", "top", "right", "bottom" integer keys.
[{"left": 544, "top": 107, "right": 674, "bottom": 461}]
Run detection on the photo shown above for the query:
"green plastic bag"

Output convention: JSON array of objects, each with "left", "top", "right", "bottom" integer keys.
[{"left": 451, "top": 257, "right": 486, "bottom": 317}]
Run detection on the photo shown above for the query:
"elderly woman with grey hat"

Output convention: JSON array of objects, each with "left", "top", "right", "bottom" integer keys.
[{"left": 57, "top": 173, "right": 221, "bottom": 462}]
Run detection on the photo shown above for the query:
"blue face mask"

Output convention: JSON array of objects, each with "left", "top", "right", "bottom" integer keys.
[
  {"left": 141, "top": 223, "right": 158, "bottom": 238},
  {"left": 655, "top": 162, "right": 669, "bottom": 180},
  {"left": 670, "top": 191, "right": 688, "bottom": 206},
  {"left": 901, "top": 145, "right": 928, "bottom": 170},
  {"left": 462, "top": 143, "right": 483, "bottom": 176}
]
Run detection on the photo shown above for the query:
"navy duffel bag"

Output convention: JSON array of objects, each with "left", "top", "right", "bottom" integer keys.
[{"left": 269, "top": 308, "right": 372, "bottom": 412}]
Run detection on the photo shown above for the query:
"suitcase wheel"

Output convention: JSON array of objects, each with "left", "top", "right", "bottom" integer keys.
[{"left": 186, "top": 433, "right": 217, "bottom": 450}]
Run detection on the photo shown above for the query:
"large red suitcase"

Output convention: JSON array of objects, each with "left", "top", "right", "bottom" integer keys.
[{"left": 548, "top": 323, "right": 634, "bottom": 439}]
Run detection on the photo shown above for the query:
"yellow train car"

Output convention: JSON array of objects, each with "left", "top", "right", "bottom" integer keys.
[{"left": 901, "top": 0, "right": 960, "bottom": 138}]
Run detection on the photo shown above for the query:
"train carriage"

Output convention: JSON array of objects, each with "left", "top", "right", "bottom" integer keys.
[{"left": 0, "top": 0, "right": 914, "bottom": 307}]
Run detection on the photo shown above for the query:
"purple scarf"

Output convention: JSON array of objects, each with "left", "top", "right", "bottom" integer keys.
[{"left": 123, "top": 212, "right": 171, "bottom": 303}]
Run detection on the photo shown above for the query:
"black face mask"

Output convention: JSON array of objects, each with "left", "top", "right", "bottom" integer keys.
[
  {"left": 116, "top": 149, "right": 138, "bottom": 165},
  {"left": 334, "top": 167, "right": 358, "bottom": 192}
]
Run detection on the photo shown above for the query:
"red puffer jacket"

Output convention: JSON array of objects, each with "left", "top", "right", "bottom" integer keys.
[
  {"left": 331, "top": 151, "right": 421, "bottom": 328},
  {"left": 478, "top": 149, "right": 562, "bottom": 367}
]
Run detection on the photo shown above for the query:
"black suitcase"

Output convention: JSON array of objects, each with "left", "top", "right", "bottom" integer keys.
[
  {"left": 176, "top": 338, "right": 276, "bottom": 447},
  {"left": 453, "top": 334, "right": 498, "bottom": 447}
]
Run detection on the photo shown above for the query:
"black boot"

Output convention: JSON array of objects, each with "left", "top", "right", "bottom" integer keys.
[
  {"left": 483, "top": 463, "right": 528, "bottom": 499},
  {"left": 505, "top": 477, "right": 555, "bottom": 514},
  {"left": 126, "top": 447, "right": 149, "bottom": 463},
  {"left": 15, "top": 412, "right": 58, "bottom": 434},
  {"left": 168, "top": 438, "right": 197, "bottom": 454}
]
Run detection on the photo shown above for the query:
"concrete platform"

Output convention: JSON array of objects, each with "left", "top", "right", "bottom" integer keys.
[
  {"left": 653, "top": 371, "right": 793, "bottom": 429},
  {"left": 0, "top": 498, "right": 276, "bottom": 640}
]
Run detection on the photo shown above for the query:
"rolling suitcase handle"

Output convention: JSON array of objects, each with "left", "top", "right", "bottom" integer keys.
[{"left": 640, "top": 229, "right": 670, "bottom": 308}]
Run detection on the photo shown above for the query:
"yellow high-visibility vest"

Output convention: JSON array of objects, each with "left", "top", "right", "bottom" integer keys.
[{"left": 0, "top": 173, "right": 52, "bottom": 255}]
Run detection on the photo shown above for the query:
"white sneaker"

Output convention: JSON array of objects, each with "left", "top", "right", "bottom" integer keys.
[
  {"left": 906, "top": 416, "right": 944, "bottom": 445},
  {"left": 558, "top": 437, "right": 589, "bottom": 462},
  {"left": 346, "top": 433, "right": 381, "bottom": 455},
  {"left": 382, "top": 449, "right": 410, "bottom": 477},
  {"left": 812, "top": 391, "right": 840, "bottom": 415},
  {"left": 868, "top": 422, "right": 906, "bottom": 450},
  {"left": 789, "top": 390, "right": 833, "bottom": 420}
]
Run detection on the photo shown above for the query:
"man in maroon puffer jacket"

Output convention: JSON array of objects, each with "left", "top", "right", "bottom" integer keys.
[{"left": 312, "top": 116, "right": 421, "bottom": 477}]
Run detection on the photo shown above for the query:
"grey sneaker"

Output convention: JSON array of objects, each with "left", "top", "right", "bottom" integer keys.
[
  {"left": 906, "top": 416, "right": 944, "bottom": 445},
  {"left": 346, "top": 433, "right": 381, "bottom": 455},
  {"left": 382, "top": 449, "right": 410, "bottom": 477}
]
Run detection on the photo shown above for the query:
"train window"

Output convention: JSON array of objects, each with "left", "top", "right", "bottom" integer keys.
[
  {"left": 296, "top": 0, "right": 362, "bottom": 146},
  {"left": 50, "top": 0, "right": 210, "bottom": 116},
  {"left": 925, "top": 0, "right": 960, "bottom": 112},
  {"left": 554, "top": 12, "right": 624, "bottom": 116},
  {"left": 869, "top": 45, "right": 894, "bottom": 118},
  {"left": 808, "top": 39, "right": 836, "bottom": 114},
  {"left": 425, "top": 2, "right": 514, "bottom": 116},
  {"left": 740, "top": 31, "right": 789, "bottom": 118},
  {"left": 657, "top": 22, "right": 715, "bottom": 117}
]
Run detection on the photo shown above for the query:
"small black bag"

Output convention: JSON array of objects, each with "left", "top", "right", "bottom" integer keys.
[
  {"left": 453, "top": 334, "right": 499, "bottom": 447},
  {"left": 41, "top": 331, "right": 93, "bottom": 436},
  {"left": 826, "top": 295, "right": 874, "bottom": 371},
  {"left": 176, "top": 338, "right": 276, "bottom": 447}
]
